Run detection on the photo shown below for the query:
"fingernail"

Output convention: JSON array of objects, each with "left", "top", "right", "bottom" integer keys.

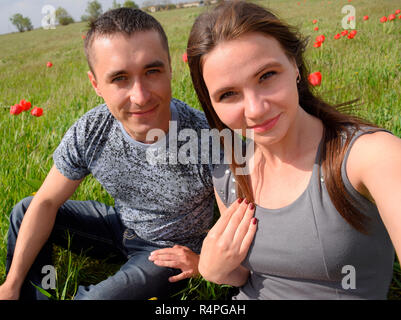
[
  {"left": 252, "top": 217, "right": 258, "bottom": 225},
  {"left": 238, "top": 198, "right": 243, "bottom": 203},
  {"left": 249, "top": 203, "right": 255, "bottom": 210},
  {"left": 244, "top": 199, "right": 249, "bottom": 205}
]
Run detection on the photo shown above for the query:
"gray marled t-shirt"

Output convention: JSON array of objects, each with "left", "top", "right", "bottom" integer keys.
[{"left": 53, "top": 98, "right": 215, "bottom": 253}]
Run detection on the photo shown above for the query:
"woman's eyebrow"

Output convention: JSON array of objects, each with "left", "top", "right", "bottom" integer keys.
[{"left": 253, "top": 61, "right": 282, "bottom": 77}]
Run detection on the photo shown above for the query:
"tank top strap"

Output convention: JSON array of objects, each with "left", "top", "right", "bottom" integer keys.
[{"left": 340, "top": 126, "right": 393, "bottom": 209}]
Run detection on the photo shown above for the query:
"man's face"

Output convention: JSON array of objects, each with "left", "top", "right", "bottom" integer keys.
[{"left": 88, "top": 31, "right": 172, "bottom": 143}]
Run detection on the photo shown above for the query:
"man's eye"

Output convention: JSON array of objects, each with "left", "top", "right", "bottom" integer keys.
[
  {"left": 112, "top": 76, "right": 127, "bottom": 82},
  {"left": 219, "top": 91, "right": 236, "bottom": 101},
  {"left": 146, "top": 69, "right": 160, "bottom": 75},
  {"left": 260, "top": 71, "right": 276, "bottom": 81}
]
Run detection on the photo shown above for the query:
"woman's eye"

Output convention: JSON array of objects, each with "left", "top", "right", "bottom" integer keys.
[
  {"left": 260, "top": 71, "right": 276, "bottom": 81},
  {"left": 219, "top": 91, "right": 236, "bottom": 101}
]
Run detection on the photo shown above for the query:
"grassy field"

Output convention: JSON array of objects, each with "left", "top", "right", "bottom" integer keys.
[{"left": 1, "top": 0, "right": 400, "bottom": 300}]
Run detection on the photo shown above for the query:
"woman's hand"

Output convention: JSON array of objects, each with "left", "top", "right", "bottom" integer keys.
[{"left": 198, "top": 198, "right": 257, "bottom": 286}]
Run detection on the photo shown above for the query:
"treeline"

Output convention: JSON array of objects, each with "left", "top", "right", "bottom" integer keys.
[{"left": 8, "top": 0, "right": 139, "bottom": 33}]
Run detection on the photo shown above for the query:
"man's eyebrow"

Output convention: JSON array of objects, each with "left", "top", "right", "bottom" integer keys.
[
  {"left": 144, "top": 60, "right": 165, "bottom": 69},
  {"left": 106, "top": 70, "right": 127, "bottom": 80}
]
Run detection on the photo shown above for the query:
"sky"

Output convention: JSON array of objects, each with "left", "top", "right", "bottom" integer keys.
[{"left": 0, "top": 0, "right": 149, "bottom": 35}]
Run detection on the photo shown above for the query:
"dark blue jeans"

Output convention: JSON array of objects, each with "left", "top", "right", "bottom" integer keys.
[{"left": 6, "top": 197, "right": 184, "bottom": 300}]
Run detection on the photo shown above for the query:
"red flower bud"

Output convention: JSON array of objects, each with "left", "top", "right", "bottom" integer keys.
[
  {"left": 380, "top": 16, "right": 388, "bottom": 23},
  {"left": 388, "top": 14, "right": 396, "bottom": 21},
  {"left": 20, "top": 99, "right": 32, "bottom": 111},
  {"left": 10, "top": 104, "right": 23, "bottom": 115},
  {"left": 341, "top": 30, "right": 348, "bottom": 36},
  {"left": 308, "top": 71, "right": 322, "bottom": 86},
  {"left": 363, "top": 15, "right": 369, "bottom": 21},
  {"left": 31, "top": 107, "right": 43, "bottom": 117},
  {"left": 182, "top": 52, "right": 188, "bottom": 63},
  {"left": 47, "top": 62, "right": 53, "bottom": 68},
  {"left": 334, "top": 33, "right": 341, "bottom": 39},
  {"left": 315, "top": 35, "right": 325, "bottom": 43}
]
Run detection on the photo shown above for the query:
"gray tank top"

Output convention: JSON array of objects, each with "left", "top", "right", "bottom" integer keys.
[{"left": 212, "top": 127, "right": 394, "bottom": 299}]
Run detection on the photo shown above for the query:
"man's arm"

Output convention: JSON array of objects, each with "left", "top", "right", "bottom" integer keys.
[{"left": 0, "top": 165, "right": 83, "bottom": 299}]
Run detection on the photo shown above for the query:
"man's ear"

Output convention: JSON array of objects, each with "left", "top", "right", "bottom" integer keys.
[{"left": 88, "top": 71, "right": 102, "bottom": 97}]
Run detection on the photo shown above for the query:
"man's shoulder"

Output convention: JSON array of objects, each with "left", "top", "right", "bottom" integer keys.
[
  {"left": 172, "top": 98, "right": 210, "bottom": 130},
  {"left": 72, "top": 103, "right": 114, "bottom": 132}
]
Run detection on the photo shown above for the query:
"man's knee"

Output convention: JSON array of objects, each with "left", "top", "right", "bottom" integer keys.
[{"left": 9, "top": 196, "right": 34, "bottom": 228}]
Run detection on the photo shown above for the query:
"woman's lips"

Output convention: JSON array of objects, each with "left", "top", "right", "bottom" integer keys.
[{"left": 250, "top": 114, "right": 281, "bottom": 133}]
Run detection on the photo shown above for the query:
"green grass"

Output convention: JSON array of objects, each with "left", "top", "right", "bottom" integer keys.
[{"left": 1, "top": 0, "right": 400, "bottom": 299}]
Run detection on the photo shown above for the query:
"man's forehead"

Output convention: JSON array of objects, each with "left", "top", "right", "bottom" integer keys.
[
  {"left": 89, "top": 30, "right": 170, "bottom": 73},
  {"left": 91, "top": 30, "right": 165, "bottom": 50}
]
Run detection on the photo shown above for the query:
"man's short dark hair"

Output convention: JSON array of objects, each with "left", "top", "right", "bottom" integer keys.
[{"left": 84, "top": 8, "right": 170, "bottom": 77}]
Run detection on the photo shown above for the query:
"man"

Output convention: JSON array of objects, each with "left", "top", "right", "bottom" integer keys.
[{"left": 0, "top": 8, "right": 215, "bottom": 300}]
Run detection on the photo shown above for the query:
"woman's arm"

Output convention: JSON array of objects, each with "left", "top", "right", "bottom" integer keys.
[{"left": 347, "top": 131, "right": 401, "bottom": 259}]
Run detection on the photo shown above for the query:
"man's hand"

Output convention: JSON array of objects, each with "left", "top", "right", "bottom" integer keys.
[
  {"left": 148, "top": 245, "right": 199, "bottom": 282},
  {"left": 0, "top": 282, "right": 20, "bottom": 300}
]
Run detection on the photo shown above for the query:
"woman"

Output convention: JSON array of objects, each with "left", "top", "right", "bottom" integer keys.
[{"left": 186, "top": 0, "right": 401, "bottom": 299}]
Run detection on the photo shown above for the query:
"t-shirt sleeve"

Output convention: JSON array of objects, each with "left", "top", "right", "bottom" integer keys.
[{"left": 53, "top": 119, "right": 90, "bottom": 180}]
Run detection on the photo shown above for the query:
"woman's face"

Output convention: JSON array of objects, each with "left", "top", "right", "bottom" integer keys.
[{"left": 202, "top": 32, "right": 300, "bottom": 146}]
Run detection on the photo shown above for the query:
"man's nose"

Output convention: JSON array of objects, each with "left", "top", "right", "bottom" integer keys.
[{"left": 129, "top": 80, "right": 151, "bottom": 107}]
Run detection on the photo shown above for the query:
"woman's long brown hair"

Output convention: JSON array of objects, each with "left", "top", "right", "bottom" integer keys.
[{"left": 187, "top": 0, "right": 377, "bottom": 234}]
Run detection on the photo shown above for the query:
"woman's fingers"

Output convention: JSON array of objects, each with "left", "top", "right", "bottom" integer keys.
[
  {"left": 221, "top": 199, "right": 253, "bottom": 241},
  {"left": 233, "top": 202, "right": 256, "bottom": 245},
  {"left": 208, "top": 197, "right": 243, "bottom": 237},
  {"left": 239, "top": 216, "right": 258, "bottom": 257}
]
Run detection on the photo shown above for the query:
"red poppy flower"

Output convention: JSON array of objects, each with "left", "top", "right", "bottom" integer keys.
[
  {"left": 312, "top": 19, "right": 317, "bottom": 24},
  {"left": 314, "top": 27, "right": 319, "bottom": 31},
  {"left": 399, "top": 15, "right": 401, "bottom": 19},
  {"left": 313, "top": 41, "right": 322, "bottom": 48},
  {"left": 347, "top": 33, "right": 355, "bottom": 39},
  {"left": 20, "top": 99, "right": 32, "bottom": 111},
  {"left": 347, "top": 16, "right": 355, "bottom": 21},
  {"left": 315, "top": 35, "right": 325, "bottom": 43},
  {"left": 47, "top": 61, "right": 53, "bottom": 68},
  {"left": 363, "top": 15, "right": 369, "bottom": 20},
  {"left": 341, "top": 30, "right": 348, "bottom": 36},
  {"left": 395, "top": 9, "right": 400, "bottom": 14},
  {"left": 10, "top": 104, "right": 23, "bottom": 115},
  {"left": 334, "top": 33, "right": 341, "bottom": 39},
  {"left": 388, "top": 14, "right": 396, "bottom": 21},
  {"left": 349, "top": 30, "right": 357, "bottom": 36},
  {"left": 380, "top": 16, "right": 388, "bottom": 23},
  {"left": 182, "top": 52, "right": 188, "bottom": 63},
  {"left": 31, "top": 107, "right": 43, "bottom": 117},
  {"left": 308, "top": 71, "right": 322, "bottom": 86},
  {"left": 82, "top": 34, "right": 86, "bottom": 40}
]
